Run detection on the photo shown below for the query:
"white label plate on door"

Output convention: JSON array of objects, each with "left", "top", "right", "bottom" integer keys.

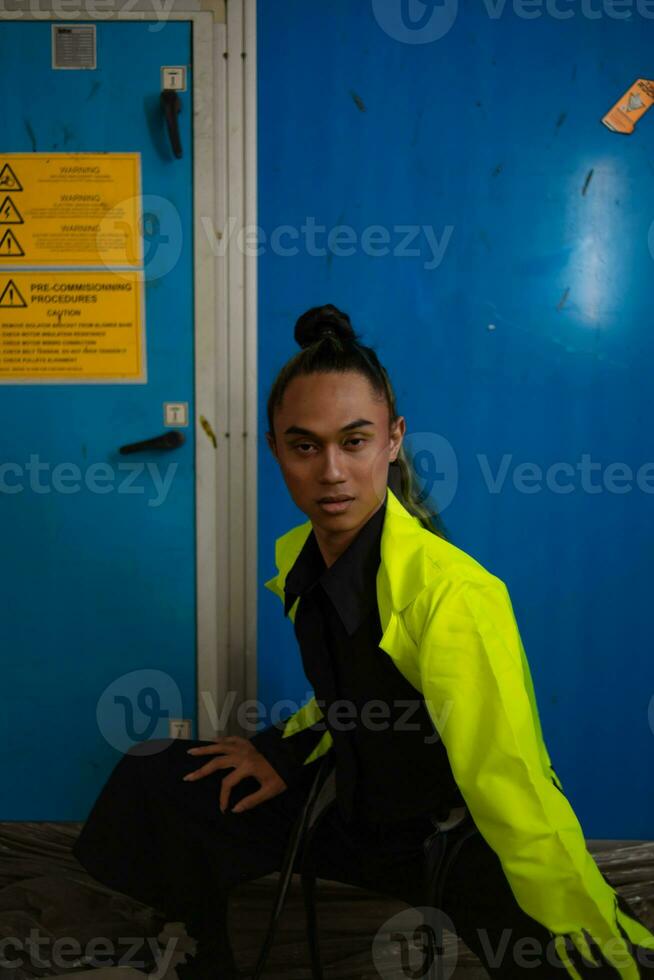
[
  {"left": 161, "top": 67, "right": 187, "bottom": 91},
  {"left": 164, "top": 402, "right": 189, "bottom": 426}
]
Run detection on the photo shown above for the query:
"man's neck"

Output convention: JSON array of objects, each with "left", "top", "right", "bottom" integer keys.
[{"left": 312, "top": 496, "right": 385, "bottom": 568}]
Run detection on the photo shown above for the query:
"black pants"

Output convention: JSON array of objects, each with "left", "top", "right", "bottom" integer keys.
[{"left": 72, "top": 738, "right": 653, "bottom": 978}]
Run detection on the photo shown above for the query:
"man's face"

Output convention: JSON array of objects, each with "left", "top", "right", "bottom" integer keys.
[{"left": 267, "top": 371, "right": 405, "bottom": 541}]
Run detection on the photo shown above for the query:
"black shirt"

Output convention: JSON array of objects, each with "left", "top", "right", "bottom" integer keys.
[{"left": 253, "top": 491, "right": 464, "bottom": 827}]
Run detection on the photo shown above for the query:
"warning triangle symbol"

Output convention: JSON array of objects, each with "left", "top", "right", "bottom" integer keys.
[
  {"left": 0, "top": 229, "right": 25, "bottom": 257},
  {"left": 0, "top": 278, "right": 27, "bottom": 308},
  {"left": 0, "top": 196, "right": 23, "bottom": 224},
  {"left": 0, "top": 163, "right": 23, "bottom": 192}
]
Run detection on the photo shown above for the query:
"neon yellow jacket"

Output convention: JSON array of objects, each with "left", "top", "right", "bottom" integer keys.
[{"left": 265, "top": 487, "right": 654, "bottom": 979}]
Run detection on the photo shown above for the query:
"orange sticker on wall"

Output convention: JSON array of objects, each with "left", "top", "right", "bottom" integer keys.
[{"left": 602, "top": 79, "right": 654, "bottom": 134}]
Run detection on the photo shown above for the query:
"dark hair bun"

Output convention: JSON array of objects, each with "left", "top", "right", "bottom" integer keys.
[{"left": 294, "top": 304, "right": 357, "bottom": 349}]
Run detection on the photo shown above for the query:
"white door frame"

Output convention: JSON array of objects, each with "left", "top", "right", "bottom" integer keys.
[{"left": 1, "top": 0, "right": 259, "bottom": 740}]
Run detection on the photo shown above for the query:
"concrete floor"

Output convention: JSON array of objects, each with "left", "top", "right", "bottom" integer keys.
[
  {"left": 1, "top": 823, "right": 652, "bottom": 980},
  {"left": 45, "top": 899, "right": 482, "bottom": 980}
]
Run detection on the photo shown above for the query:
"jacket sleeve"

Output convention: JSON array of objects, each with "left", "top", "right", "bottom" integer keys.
[
  {"left": 249, "top": 695, "right": 333, "bottom": 788},
  {"left": 412, "top": 571, "right": 654, "bottom": 980}
]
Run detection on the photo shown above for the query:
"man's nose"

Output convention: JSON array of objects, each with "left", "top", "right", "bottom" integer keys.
[{"left": 318, "top": 445, "right": 346, "bottom": 482}]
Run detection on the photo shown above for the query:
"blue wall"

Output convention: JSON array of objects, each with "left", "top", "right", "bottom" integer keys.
[{"left": 256, "top": 0, "right": 654, "bottom": 837}]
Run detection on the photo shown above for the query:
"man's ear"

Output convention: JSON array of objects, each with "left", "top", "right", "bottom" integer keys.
[
  {"left": 389, "top": 416, "right": 406, "bottom": 462},
  {"left": 266, "top": 431, "right": 278, "bottom": 460}
]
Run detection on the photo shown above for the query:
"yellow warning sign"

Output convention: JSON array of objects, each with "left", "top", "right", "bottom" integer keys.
[
  {"left": 0, "top": 197, "right": 24, "bottom": 224},
  {"left": 0, "top": 229, "right": 24, "bottom": 257},
  {"left": 0, "top": 271, "right": 145, "bottom": 382},
  {"left": 0, "top": 163, "right": 23, "bottom": 192},
  {"left": 0, "top": 279, "right": 27, "bottom": 308},
  {"left": 0, "top": 154, "right": 142, "bottom": 267}
]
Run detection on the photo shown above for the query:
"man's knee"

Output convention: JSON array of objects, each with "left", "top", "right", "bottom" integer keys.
[{"left": 126, "top": 737, "right": 177, "bottom": 757}]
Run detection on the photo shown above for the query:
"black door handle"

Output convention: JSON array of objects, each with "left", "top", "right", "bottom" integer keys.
[
  {"left": 161, "top": 89, "right": 183, "bottom": 159},
  {"left": 119, "top": 431, "right": 185, "bottom": 455}
]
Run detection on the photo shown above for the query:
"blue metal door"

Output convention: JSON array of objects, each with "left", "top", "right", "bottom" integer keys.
[{"left": 0, "top": 21, "right": 196, "bottom": 819}]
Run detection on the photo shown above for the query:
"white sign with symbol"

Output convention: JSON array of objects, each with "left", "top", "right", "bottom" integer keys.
[
  {"left": 161, "top": 66, "right": 187, "bottom": 91},
  {"left": 164, "top": 402, "right": 189, "bottom": 427}
]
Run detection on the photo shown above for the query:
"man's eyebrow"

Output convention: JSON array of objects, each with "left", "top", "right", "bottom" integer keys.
[{"left": 283, "top": 418, "right": 375, "bottom": 437}]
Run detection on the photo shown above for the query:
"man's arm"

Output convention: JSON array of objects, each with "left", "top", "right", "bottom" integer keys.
[
  {"left": 411, "top": 571, "right": 654, "bottom": 980},
  {"left": 249, "top": 696, "right": 332, "bottom": 788}
]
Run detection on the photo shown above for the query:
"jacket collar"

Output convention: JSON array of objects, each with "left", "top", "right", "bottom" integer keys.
[
  {"left": 282, "top": 494, "right": 386, "bottom": 635},
  {"left": 264, "top": 487, "right": 429, "bottom": 625}
]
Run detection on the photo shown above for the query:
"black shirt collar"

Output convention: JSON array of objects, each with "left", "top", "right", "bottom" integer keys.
[{"left": 284, "top": 492, "right": 387, "bottom": 636}]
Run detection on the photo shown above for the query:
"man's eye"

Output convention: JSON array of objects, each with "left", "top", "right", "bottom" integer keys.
[{"left": 293, "top": 439, "right": 365, "bottom": 453}]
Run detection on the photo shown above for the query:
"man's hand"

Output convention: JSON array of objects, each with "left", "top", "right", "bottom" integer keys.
[{"left": 183, "top": 736, "right": 287, "bottom": 814}]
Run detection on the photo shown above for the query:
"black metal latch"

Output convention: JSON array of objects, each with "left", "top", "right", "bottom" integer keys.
[
  {"left": 119, "top": 431, "right": 185, "bottom": 455},
  {"left": 161, "top": 89, "right": 183, "bottom": 159}
]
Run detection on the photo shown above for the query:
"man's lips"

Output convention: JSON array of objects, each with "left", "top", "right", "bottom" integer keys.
[{"left": 316, "top": 496, "right": 355, "bottom": 513}]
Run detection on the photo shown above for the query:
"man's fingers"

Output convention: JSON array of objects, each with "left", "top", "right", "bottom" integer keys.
[
  {"left": 183, "top": 754, "right": 239, "bottom": 782},
  {"left": 183, "top": 738, "right": 248, "bottom": 782},
  {"left": 230, "top": 786, "right": 271, "bottom": 814},
  {"left": 182, "top": 739, "right": 277, "bottom": 813},
  {"left": 186, "top": 738, "right": 238, "bottom": 756},
  {"left": 219, "top": 772, "right": 243, "bottom": 813}
]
